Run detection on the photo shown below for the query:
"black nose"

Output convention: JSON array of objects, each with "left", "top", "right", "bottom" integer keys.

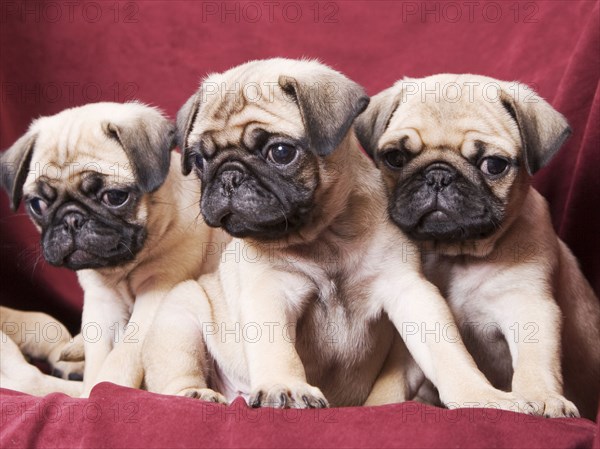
[
  {"left": 63, "top": 212, "right": 86, "bottom": 231},
  {"left": 220, "top": 170, "right": 246, "bottom": 196},
  {"left": 424, "top": 164, "right": 456, "bottom": 191}
]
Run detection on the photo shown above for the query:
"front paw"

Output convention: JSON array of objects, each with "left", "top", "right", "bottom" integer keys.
[
  {"left": 521, "top": 393, "right": 579, "bottom": 418},
  {"left": 445, "top": 388, "right": 538, "bottom": 415},
  {"left": 179, "top": 387, "right": 227, "bottom": 404},
  {"left": 249, "top": 382, "right": 328, "bottom": 409},
  {"left": 51, "top": 360, "right": 85, "bottom": 381},
  {"left": 50, "top": 336, "right": 85, "bottom": 380},
  {"left": 58, "top": 334, "right": 85, "bottom": 362}
]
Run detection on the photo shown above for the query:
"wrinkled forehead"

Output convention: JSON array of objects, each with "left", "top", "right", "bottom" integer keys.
[
  {"left": 189, "top": 71, "right": 304, "bottom": 151},
  {"left": 23, "top": 116, "right": 132, "bottom": 192},
  {"left": 384, "top": 80, "right": 520, "bottom": 149}
]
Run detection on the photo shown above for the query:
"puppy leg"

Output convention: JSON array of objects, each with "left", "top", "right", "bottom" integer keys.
[
  {"left": 59, "top": 333, "right": 85, "bottom": 362},
  {"left": 0, "top": 331, "right": 82, "bottom": 397},
  {"left": 377, "top": 271, "right": 535, "bottom": 414},
  {"left": 241, "top": 273, "right": 327, "bottom": 409},
  {"left": 364, "top": 332, "right": 423, "bottom": 405},
  {"left": 143, "top": 281, "right": 226, "bottom": 403},
  {"left": 91, "top": 287, "right": 168, "bottom": 392},
  {"left": 0, "top": 307, "right": 83, "bottom": 380},
  {"left": 81, "top": 290, "right": 129, "bottom": 396},
  {"left": 494, "top": 294, "right": 578, "bottom": 418}
]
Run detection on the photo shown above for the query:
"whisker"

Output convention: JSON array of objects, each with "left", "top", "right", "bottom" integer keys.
[
  {"left": 119, "top": 241, "right": 135, "bottom": 257},
  {"left": 30, "top": 251, "right": 44, "bottom": 277},
  {"left": 182, "top": 201, "right": 201, "bottom": 211},
  {"left": 193, "top": 210, "right": 204, "bottom": 227},
  {"left": 279, "top": 207, "right": 289, "bottom": 232},
  {"left": 0, "top": 213, "right": 31, "bottom": 224}
]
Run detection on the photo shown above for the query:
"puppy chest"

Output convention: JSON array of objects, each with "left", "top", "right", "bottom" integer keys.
[
  {"left": 425, "top": 257, "right": 499, "bottom": 305},
  {"left": 296, "top": 281, "right": 379, "bottom": 365},
  {"left": 78, "top": 272, "right": 135, "bottom": 312},
  {"left": 296, "top": 299, "right": 392, "bottom": 406}
]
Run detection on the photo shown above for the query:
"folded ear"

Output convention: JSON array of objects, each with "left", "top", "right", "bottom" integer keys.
[
  {"left": 500, "top": 83, "right": 571, "bottom": 175},
  {"left": 354, "top": 84, "right": 402, "bottom": 158},
  {"left": 278, "top": 70, "right": 369, "bottom": 156},
  {"left": 1, "top": 131, "right": 37, "bottom": 210},
  {"left": 176, "top": 91, "right": 202, "bottom": 175},
  {"left": 103, "top": 108, "right": 175, "bottom": 193}
]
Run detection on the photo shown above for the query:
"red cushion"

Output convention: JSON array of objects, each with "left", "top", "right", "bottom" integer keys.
[
  {"left": 1, "top": 1, "right": 599, "bottom": 447},
  {"left": 0, "top": 383, "right": 597, "bottom": 449}
]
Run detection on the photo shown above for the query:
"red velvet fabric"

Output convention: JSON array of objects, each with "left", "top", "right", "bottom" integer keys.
[
  {"left": 1, "top": 1, "right": 599, "bottom": 447},
  {"left": 0, "top": 383, "right": 597, "bottom": 449}
]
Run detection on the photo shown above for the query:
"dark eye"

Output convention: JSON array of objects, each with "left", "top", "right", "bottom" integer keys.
[
  {"left": 194, "top": 154, "right": 204, "bottom": 171},
  {"left": 383, "top": 150, "right": 405, "bottom": 169},
  {"left": 102, "top": 190, "right": 129, "bottom": 207},
  {"left": 28, "top": 198, "right": 48, "bottom": 216},
  {"left": 267, "top": 143, "right": 297, "bottom": 165},
  {"left": 479, "top": 157, "right": 509, "bottom": 176}
]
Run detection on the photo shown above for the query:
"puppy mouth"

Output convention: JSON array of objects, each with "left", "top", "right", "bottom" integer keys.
[
  {"left": 389, "top": 164, "right": 505, "bottom": 243},
  {"left": 201, "top": 171, "right": 311, "bottom": 240},
  {"left": 67, "top": 249, "right": 94, "bottom": 263},
  {"left": 390, "top": 193, "right": 499, "bottom": 242},
  {"left": 406, "top": 206, "right": 498, "bottom": 242},
  {"left": 64, "top": 249, "right": 102, "bottom": 269},
  {"left": 51, "top": 242, "right": 140, "bottom": 270},
  {"left": 219, "top": 211, "right": 301, "bottom": 240},
  {"left": 420, "top": 210, "right": 451, "bottom": 224},
  {"left": 43, "top": 226, "right": 146, "bottom": 270},
  {"left": 412, "top": 208, "right": 470, "bottom": 241}
]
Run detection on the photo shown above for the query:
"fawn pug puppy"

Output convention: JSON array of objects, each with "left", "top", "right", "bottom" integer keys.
[
  {"left": 143, "top": 59, "right": 534, "bottom": 412},
  {"left": 355, "top": 74, "right": 600, "bottom": 418},
  {"left": 1, "top": 102, "right": 228, "bottom": 397},
  {"left": 0, "top": 306, "right": 83, "bottom": 396}
]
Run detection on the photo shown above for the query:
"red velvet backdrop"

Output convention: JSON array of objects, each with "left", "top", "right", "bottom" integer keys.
[
  {"left": 1, "top": 1, "right": 598, "bottom": 331},
  {"left": 1, "top": 2, "right": 599, "bottom": 448}
]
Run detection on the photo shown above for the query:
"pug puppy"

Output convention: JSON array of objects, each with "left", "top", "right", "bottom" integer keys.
[
  {"left": 143, "top": 59, "right": 534, "bottom": 413},
  {"left": 1, "top": 102, "right": 228, "bottom": 397},
  {"left": 0, "top": 306, "right": 83, "bottom": 396},
  {"left": 355, "top": 74, "right": 600, "bottom": 419}
]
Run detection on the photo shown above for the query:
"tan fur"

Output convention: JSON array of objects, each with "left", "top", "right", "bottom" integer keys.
[
  {"left": 358, "top": 74, "right": 600, "bottom": 419},
  {"left": 75, "top": 152, "right": 229, "bottom": 397},
  {"left": 144, "top": 60, "right": 536, "bottom": 412},
  {"left": 1, "top": 103, "right": 230, "bottom": 398},
  {"left": 0, "top": 306, "right": 83, "bottom": 396}
]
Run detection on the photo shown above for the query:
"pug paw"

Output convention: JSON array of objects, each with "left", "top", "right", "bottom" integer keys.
[
  {"left": 525, "top": 394, "right": 579, "bottom": 418},
  {"left": 445, "top": 389, "right": 538, "bottom": 415},
  {"left": 49, "top": 334, "right": 85, "bottom": 380},
  {"left": 58, "top": 334, "right": 85, "bottom": 362},
  {"left": 179, "top": 387, "right": 227, "bottom": 404},
  {"left": 249, "top": 382, "right": 328, "bottom": 409},
  {"left": 51, "top": 360, "right": 85, "bottom": 381}
]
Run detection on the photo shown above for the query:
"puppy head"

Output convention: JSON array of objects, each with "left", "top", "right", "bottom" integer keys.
[
  {"left": 1, "top": 102, "right": 175, "bottom": 270},
  {"left": 355, "top": 74, "right": 570, "bottom": 253},
  {"left": 177, "top": 58, "right": 368, "bottom": 240}
]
